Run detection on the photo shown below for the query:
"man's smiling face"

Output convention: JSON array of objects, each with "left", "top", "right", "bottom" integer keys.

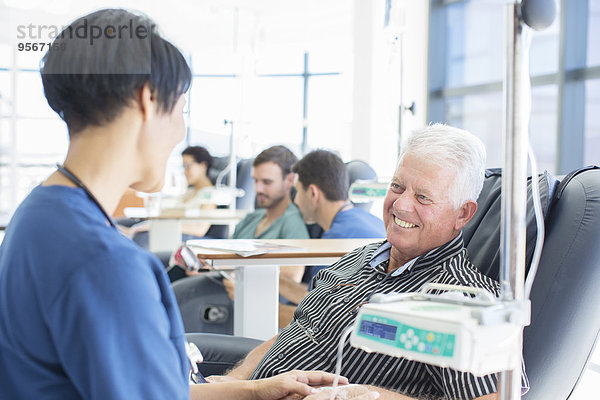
[{"left": 383, "top": 154, "right": 466, "bottom": 265}]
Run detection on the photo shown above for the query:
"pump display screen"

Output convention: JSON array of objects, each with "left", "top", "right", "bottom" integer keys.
[{"left": 359, "top": 320, "right": 397, "bottom": 341}]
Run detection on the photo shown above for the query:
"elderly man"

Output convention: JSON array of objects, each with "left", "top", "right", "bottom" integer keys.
[{"left": 227, "top": 124, "right": 507, "bottom": 400}]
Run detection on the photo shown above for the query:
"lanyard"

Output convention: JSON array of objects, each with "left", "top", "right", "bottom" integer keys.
[{"left": 56, "top": 163, "right": 117, "bottom": 229}]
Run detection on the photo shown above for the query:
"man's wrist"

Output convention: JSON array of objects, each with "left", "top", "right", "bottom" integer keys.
[
  {"left": 245, "top": 378, "right": 262, "bottom": 400},
  {"left": 226, "top": 367, "right": 251, "bottom": 380}
]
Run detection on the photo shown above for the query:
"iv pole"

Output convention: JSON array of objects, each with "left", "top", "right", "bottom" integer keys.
[
  {"left": 224, "top": 119, "right": 237, "bottom": 211},
  {"left": 499, "top": 3, "right": 528, "bottom": 397},
  {"left": 499, "top": 1, "right": 556, "bottom": 398}
]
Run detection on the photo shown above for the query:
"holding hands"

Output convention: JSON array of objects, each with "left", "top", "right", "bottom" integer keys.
[{"left": 204, "top": 372, "right": 379, "bottom": 400}]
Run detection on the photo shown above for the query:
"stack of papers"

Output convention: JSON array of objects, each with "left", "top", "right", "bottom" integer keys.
[{"left": 186, "top": 239, "right": 304, "bottom": 257}]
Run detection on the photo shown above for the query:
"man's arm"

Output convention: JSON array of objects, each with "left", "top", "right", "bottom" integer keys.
[
  {"left": 364, "top": 386, "right": 498, "bottom": 400},
  {"left": 181, "top": 221, "right": 211, "bottom": 237},
  {"left": 279, "top": 275, "right": 308, "bottom": 305},
  {"left": 279, "top": 303, "right": 296, "bottom": 329},
  {"left": 222, "top": 266, "right": 305, "bottom": 303},
  {"left": 476, "top": 394, "right": 499, "bottom": 400},
  {"left": 226, "top": 335, "right": 278, "bottom": 379},
  {"left": 280, "top": 265, "right": 305, "bottom": 283},
  {"left": 279, "top": 271, "right": 310, "bottom": 328}
]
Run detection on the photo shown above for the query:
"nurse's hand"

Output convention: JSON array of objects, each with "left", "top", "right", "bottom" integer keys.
[{"left": 251, "top": 370, "right": 349, "bottom": 400}]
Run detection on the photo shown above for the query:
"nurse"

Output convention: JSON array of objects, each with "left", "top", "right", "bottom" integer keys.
[{"left": 0, "top": 8, "right": 373, "bottom": 400}]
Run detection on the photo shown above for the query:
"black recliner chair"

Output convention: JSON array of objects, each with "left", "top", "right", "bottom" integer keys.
[
  {"left": 186, "top": 166, "right": 600, "bottom": 399},
  {"left": 173, "top": 272, "right": 234, "bottom": 334},
  {"left": 522, "top": 166, "right": 600, "bottom": 399},
  {"left": 186, "top": 332, "right": 262, "bottom": 376},
  {"left": 461, "top": 166, "right": 600, "bottom": 399}
]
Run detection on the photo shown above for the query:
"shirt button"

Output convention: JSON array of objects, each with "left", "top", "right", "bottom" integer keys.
[
  {"left": 377, "top": 274, "right": 385, "bottom": 281},
  {"left": 343, "top": 297, "right": 350, "bottom": 303},
  {"left": 278, "top": 353, "right": 285, "bottom": 360},
  {"left": 313, "top": 327, "right": 320, "bottom": 334}
]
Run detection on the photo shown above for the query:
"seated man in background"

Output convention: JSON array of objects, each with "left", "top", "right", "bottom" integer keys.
[
  {"left": 191, "top": 145, "right": 309, "bottom": 284},
  {"left": 278, "top": 150, "right": 386, "bottom": 327},
  {"left": 227, "top": 124, "right": 516, "bottom": 400},
  {"left": 232, "top": 145, "right": 309, "bottom": 241}
]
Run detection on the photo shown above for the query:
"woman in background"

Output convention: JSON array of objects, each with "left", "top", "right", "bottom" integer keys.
[
  {"left": 126, "top": 145, "right": 225, "bottom": 249},
  {"left": 181, "top": 145, "right": 214, "bottom": 205}
]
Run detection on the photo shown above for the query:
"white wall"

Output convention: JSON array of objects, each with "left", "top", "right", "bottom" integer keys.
[{"left": 351, "top": 0, "right": 429, "bottom": 179}]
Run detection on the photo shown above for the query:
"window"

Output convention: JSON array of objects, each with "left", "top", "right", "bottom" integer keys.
[
  {"left": 587, "top": 0, "right": 600, "bottom": 67},
  {"left": 584, "top": 79, "right": 600, "bottom": 166},
  {"left": 306, "top": 74, "right": 353, "bottom": 158},
  {"left": 185, "top": 51, "right": 347, "bottom": 161},
  {"left": 444, "top": 2, "right": 504, "bottom": 88},
  {"left": 445, "top": 91, "right": 503, "bottom": 167},
  {"left": 245, "top": 75, "right": 304, "bottom": 154},
  {"left": 429, "top": 0, "right": 598, "bottom": 175},
  {"left": 0, "top": 2, "right": 354, "bottom": 219},
  {"left": 0, "top": 67, "right": 65, "bottom": 216}
]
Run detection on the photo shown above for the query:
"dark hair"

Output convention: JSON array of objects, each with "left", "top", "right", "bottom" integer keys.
[
  {"left": 40, "top": 9, "right": 191, "bottom": 135},
  {"left": 182, "top": 146, "right": 213, "bottom": 170},
  {"left": 253, "top": 145, "right": 298, "bottom": 177},
  {"left": 292, "top": 150, "right": 349, "bottom": 201}
]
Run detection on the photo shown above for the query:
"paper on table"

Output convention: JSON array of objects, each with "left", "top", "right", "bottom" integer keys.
[{"left": 186, "top": 239, "right": 305, "bottom": 257}]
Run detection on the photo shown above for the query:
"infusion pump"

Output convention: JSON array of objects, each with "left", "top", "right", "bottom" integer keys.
[{"left": 350, "top": 284, "right": 530, "bottom": 376}]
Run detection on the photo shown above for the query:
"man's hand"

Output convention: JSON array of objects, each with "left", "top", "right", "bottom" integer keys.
[
  {"left": 251, "top": 370, "right": 349, "bottom": 400},
  {"left": 304, "top": 385, "right": 380, "bottom": 400},
  {"left": 184, "top": 258, "right": 213, "bottom": 277},
  {"left": 205, "top": 375, "right": 241, "bottom": 383}
]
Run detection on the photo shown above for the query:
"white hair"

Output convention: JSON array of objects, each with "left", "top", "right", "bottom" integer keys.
[{"left": 398, "top": 123, "right": 487, "bottom": 209}]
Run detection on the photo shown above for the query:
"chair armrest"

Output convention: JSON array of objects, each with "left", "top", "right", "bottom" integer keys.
[{"left": 186, "top": 333, "right": 263, "bottom": 376}]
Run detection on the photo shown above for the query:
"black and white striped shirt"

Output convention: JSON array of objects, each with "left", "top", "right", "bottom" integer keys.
[{"left": 250, "top": 233, "right": 504, "bottom": 399}]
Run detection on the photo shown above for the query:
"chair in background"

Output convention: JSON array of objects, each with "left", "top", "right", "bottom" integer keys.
[
  {"left": 172, "top": 273, "right": 233, "bottom": 335},
  {"left": 208, "top": 157, "right": 255, "bottom": 211},
  {"left": 346, "top": 160, "right": 378, "bottom": 211},
  {"left": 186, "top": 333, "right": 261, "bottom": 377}
]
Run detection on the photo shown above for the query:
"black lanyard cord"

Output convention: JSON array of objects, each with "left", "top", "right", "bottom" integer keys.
[{"left": 56, "top": 163, "right": 117, "bottom": 228}]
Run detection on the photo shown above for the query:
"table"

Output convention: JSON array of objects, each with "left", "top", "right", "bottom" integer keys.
[
  {"left": 190, "top": 238, "right": 381, "bottom": 340},
  {"left": 123, "top": 207, "right": 248, "bottom": 252}
]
